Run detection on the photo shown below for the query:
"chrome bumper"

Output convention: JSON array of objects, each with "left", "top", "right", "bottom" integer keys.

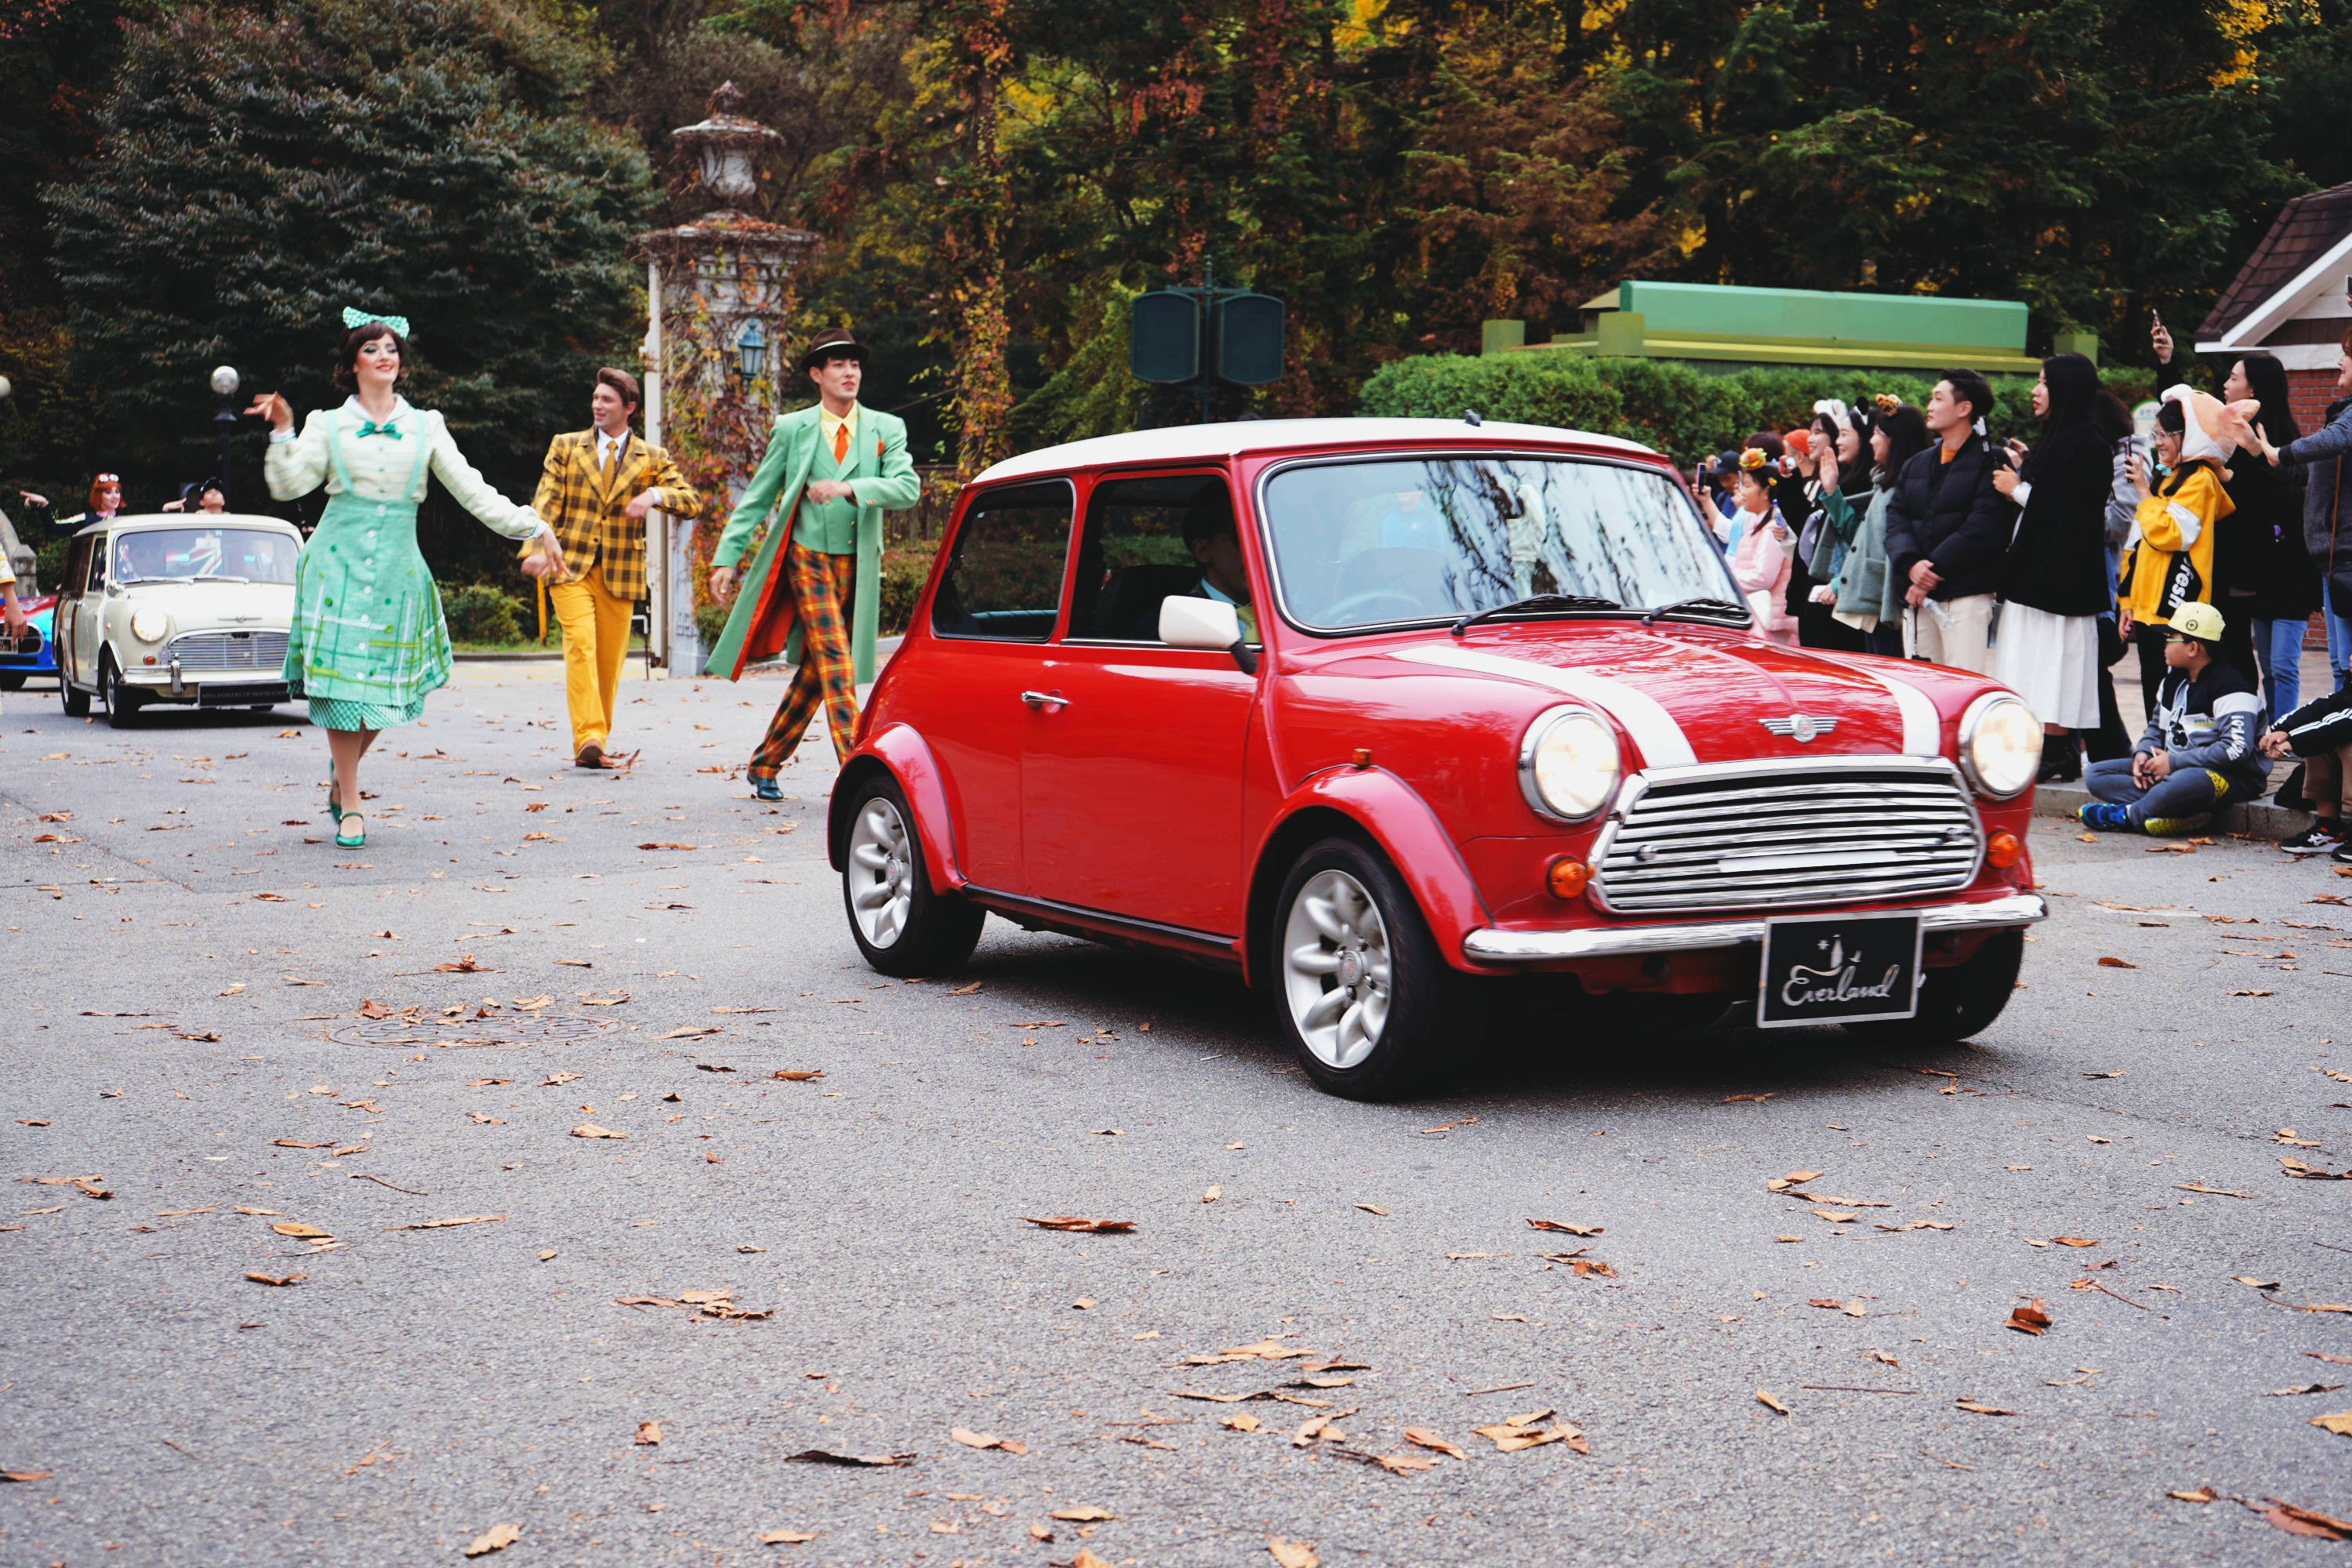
[{"left": 1461, "top": 893, "right": 2047, "bottom": 964}]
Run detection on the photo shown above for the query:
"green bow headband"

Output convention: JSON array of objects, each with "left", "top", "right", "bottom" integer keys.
[{"left": 342, "top": 305, "right": 411, "bottom": 337}]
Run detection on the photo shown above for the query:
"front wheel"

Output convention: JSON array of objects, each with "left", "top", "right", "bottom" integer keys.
[
  {"left": 100, "top": 656, "right": 142, "bottom": 729},
  {"left": 1845, "top": 929, "right": 2024, "bottom": 1046},
  {"left": 0, "top": 671, "right": 24, "bottom": 692},
  {"left": 61, "top": 673, "right": 90, "bottom": 717},
  {"left": 840, "top": 773, "right": 985, "bottom": 978},
  {"left": 1271, "top": 836, "right": 1476, "bottom": 1101}
]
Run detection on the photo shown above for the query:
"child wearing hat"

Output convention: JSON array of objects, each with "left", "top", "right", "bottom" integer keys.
[{"left": 2078, "top": 601, "right": 2267, "bottom": 836}]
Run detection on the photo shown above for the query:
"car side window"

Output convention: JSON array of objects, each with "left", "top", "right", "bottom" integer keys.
[
  {"left": 85, "top": 535, "right": 109, "bottom": 591},
  {"left": 928, "top": 481, "right": 1074, "bottom": 642},
  {"left": 60, "top": 535, "right": 93, "bottom": 597},
  {"left": 1067, "top": 472, "right": 1254, "bottom": 644}
]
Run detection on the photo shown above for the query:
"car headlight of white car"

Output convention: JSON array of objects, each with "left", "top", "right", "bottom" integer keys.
[
  {"left": 1519, "top": 706, "right": 1621, "bottom": 821},
  {"left": 1959, "top": 692, "right": 2041, "bottom": 799},
  {"left": 129, "top": 607, "right": 170, "bottom": 644}
]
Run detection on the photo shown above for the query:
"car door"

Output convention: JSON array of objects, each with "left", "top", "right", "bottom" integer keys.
[
  {"left": 65, "top": 533, "right": 104, "bottom": 685},
  {"left": 1022, "top": 470, "right": 1258, "bottom": 937},
  {"left": 916, "top": 479, "right": 1077, "bottom": 895}
]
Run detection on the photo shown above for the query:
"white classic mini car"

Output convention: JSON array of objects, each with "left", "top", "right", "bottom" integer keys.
[{"left": 53, "top": 514, "right": 304, "bottom": 726}]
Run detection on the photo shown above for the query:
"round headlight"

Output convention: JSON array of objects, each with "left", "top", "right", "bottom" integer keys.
[
  {"left": 1961, "top": 693, "right": 2041, "bottom": 799},
  {"left": 1520, "top": 707, "right": 1621, "bottom": 821},
  {"left": 130, "top": 608, "right": 170, "bottom": 644}
]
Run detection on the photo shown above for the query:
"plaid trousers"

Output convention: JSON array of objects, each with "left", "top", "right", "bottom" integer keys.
[{"left": 749, "top": 536, "right": 859, "bottom": 776}]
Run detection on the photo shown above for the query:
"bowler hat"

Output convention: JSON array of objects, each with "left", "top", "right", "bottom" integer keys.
[{"left": 796, "top": 328, "right": 870, "bottom": 375}]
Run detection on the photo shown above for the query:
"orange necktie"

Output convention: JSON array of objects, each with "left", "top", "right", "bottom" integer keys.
[{"left": 832, "top": 420, "right": 850, "bottom": 466}]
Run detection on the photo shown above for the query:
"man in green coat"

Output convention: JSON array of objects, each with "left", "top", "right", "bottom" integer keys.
[{"left": 706, "top": 328, "right": 921, "bottom": 799}]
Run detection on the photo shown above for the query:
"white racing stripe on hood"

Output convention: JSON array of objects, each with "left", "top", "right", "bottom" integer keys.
[
  {"left": 1865, "top": 667, "right": 1942, "bottom": 755},
  {"left": 1392, "top": 644, "right": 1697, "bottom": 767}
]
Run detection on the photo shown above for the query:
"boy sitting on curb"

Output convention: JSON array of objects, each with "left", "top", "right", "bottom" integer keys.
[
  {"left": 2078, "top": 602, "right": 2266, "bottom": 837},
  {"left": 2264, "top": 685, "right": 2352, "bottom": 862}
]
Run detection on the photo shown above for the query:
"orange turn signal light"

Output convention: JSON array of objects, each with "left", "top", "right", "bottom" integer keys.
[
  {"left": 1545, "top": 856, "right": 1590, "bottom": 899},
  {"left": 1987, "top": 830, "right": 2020, "bottom": 868}
]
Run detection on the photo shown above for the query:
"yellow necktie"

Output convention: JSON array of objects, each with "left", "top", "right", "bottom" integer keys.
[{"left": 833, "top": 420, "right": 850, "bottom": 466}]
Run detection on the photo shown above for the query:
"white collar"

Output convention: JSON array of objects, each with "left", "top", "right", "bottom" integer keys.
[{"left": 343, "top": 394, "right": 415, "bottom": 424}]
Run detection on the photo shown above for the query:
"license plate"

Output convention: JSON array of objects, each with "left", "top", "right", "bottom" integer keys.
[{"left": 1757, "top": 913, "right": 1922, "bottom": 1029}]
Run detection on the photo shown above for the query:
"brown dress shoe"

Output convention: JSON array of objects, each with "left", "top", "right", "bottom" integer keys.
[{"left": 575, "top": 743, "right": 604, "bottom": 768}]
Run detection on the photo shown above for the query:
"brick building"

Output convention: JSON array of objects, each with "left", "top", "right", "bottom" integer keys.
[{"left": 2196, "top": 180, "right": 2352, "bottom": 432}]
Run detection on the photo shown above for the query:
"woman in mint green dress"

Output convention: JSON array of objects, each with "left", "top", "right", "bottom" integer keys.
[{"left": 252, "top": 309, "right": 564, "bottom": 848}]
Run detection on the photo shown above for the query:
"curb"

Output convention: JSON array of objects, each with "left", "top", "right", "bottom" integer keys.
[{"left": 2032, "top": 781, "right": 2314, "bottom": 843}]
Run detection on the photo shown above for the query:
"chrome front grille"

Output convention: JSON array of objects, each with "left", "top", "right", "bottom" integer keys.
[
  {"left": 1591, "top": 760, "right": 1982, "bottom": 913},
  {"left": 166, "top": 630, "right": 288, "bottom": 672}
]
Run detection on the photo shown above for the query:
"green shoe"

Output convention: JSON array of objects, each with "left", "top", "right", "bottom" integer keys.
[{"left": 333, "top": 808, "right": 366, "bottom": 850}]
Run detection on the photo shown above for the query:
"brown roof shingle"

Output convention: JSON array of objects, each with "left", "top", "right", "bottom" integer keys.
[{"left": 2201, "top": 180, "right": 2352, "bottom": 342}]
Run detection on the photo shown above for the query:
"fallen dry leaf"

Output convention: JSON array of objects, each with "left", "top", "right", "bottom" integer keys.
[
  {"left": 1050, "top": 1505, "right": 1116, "bottom": 1522},
  {"left": 1221, "top": 1412, "right": 1261, "bottom": 1432},
  {"left": 244, "top": 1272, "right": 305, "bottom": 1287},
  {"left": 653, "top": 1026, "right": 721, "bottom": 1040},
  {"left": 2096, "top": 956, "right": 2138, "bottom": 969},
  {"left": 635, "top": 1421, "right": 662, "bottom": 1446},
  {"left": 1269, "top": 1540, "right": 1320, "bottom": 1568},
  {"left": 2272, "top": 1384, "right": 2347, "bottom": 1396},
  {"left": 386, "top": 1214, "right": 506, "bottom": 1231},
  {"left": 773, "top": 1069, "right": 825, "bottom": 1081},
  {"left": 1356, "top": 1203, "right": 1388, "bottom": 1215},
  {"left": 2052, "top": 1236, "right": 2100, "bottom": 1247},
  {"left": 463, "top": 1523, "right": 521, "bottom": 1557},
  {"left": 2232, "top": 1275, "right": 2284, "bottom": 1290},
  {"left": 1955, "top": 1399, "right": 2018, "bottom": 1416},
  {"left": 2007, "top": 1301, "right": 2053, "bottom": 1336},
  {"left": 268, "top": 1221, "right": 332, "bottom": 1240},
  {"left": 2167, "top": 1487, "right": 2216, "bottom": 1504},
  {"left": 2262, "top": 1500, "right": 2352, "bottom": 1541},
  {"left": 571, "top": 1123, "right": 626, "bottom": 1140},
  {"left": 1, "top": 1471, "right": 55, "bottom": 1483},
  {"left": 1403, "top": 1426, "right": 1468, "bottom": 1461},
  {"left": 786, "top": 1449, "right": 913, "bottom": 1467},
  {"left": 1204, "top": 1185, "right": 1221, "bottom": 1203},
  {"left": 2310, "top": 1411, "right": 2352, "bottom": 1437},
  {"left": 1021, "top": 1216, "right": 1135, "bottom": 1233},
  {"left": 1526, "top": 1218, "right": 1602, "bottom": 1236},
  {"left": 756, "top": 1530, "right": 818, "bottom": 1544}
]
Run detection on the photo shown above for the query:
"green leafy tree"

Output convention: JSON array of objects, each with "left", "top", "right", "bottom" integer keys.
[{"left": 46, "top": 0, "right": 653, "bottom": 578}]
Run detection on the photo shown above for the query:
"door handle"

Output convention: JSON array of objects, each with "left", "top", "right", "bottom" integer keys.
[{"left": 1018, "top": 689, "right": 1070, "bottom": 709}]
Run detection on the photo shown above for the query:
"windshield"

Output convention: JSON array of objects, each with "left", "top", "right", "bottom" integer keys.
[
  {"left": 1259, "top": 455, "right": 1738, "bottom": 632},
  {"left": 112, "top": 528, "right": 298, "bottom": 586}
]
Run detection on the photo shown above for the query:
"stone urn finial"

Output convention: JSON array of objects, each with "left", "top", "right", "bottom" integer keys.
[{"left": 673, "top": 82, "right": 779, "bottom": 208}]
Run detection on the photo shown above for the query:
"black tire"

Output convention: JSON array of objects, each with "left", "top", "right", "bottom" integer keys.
[
  {"left": 0, "top": 671, "right": 24, "bottom": 691},
  {"left": 839, "top": 771, "right": 985, "bottom": 978},
  {"left": 1268, "top": 835, "right": 1481, "bottom": 1101},
  {"left": 1845, "top": 928, "right": 2024, "bottom": 1046},
  {"left": 61, "top": 673, "right": 90, "bottom": 717},
  {"left": 100, "top": 655, "right": 142, "bottom": 729}
]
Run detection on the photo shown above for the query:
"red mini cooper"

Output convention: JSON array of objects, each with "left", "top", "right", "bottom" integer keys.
[{"left": 829, "top": 418, "right": 2045, "bottom": 1099}]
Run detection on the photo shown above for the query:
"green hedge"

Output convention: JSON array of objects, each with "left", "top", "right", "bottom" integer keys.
[
  {"left": 1357, "top": 354, "right": 2157, "bottom": 467},
  {"left": 441, "top": 583, "right": 524, "bottom": 644}
]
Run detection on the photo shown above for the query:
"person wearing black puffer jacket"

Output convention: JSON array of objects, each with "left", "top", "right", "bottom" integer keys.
[{"left": 1882, "top": 368, "right": 2014, "bottom": 674}]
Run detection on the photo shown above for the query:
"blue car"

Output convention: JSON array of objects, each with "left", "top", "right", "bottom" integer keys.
[{"left": 0, "top": 593, "right": 58, "bottom": 691}]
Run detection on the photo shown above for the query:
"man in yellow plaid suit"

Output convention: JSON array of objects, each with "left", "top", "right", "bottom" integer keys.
[{"left": 532, "top": 367, "right": 702, "bottom": 767}]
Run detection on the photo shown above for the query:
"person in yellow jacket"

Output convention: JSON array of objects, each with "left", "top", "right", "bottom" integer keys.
[
  {"left": 2118, "top": 384, "right": 2238, "bottom": 702},
  {"left": 532, "top": 367, "right": 702, "bottom": 768}
]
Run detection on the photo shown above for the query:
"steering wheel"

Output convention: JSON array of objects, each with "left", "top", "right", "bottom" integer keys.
[{"left": 1323, "top": 589, "right": 1427, "bottom": 624}]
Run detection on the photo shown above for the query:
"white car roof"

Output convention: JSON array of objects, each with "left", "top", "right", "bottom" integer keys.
[
  {"left": 970, "top": 418, "right": 1657, "bottom": 486},
  {"left": 81, "top": 512, "right": 303, "bottom": 535}
]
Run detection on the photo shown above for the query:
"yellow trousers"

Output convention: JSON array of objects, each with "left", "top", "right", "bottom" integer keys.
[{"left": 549, "top": 564, "right": 632, "bottom": 752}]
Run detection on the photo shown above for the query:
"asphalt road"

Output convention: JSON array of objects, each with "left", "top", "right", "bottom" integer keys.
[{"left": 6, "top": 666, "right": 2352, "bottom": 1566}]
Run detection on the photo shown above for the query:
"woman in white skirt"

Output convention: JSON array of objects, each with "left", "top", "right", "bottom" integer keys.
[{"left": 1991, "top": 353, "right": 2113, "bottom": 782}]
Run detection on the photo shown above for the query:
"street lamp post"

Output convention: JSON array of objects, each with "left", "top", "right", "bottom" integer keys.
[{"left": 209, "top": 365, "right": 241, "bottom": 509}]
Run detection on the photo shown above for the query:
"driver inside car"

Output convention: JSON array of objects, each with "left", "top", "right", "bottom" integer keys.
[{"left": 1097, "top": 484, "right": 1257, "bottom": 641}]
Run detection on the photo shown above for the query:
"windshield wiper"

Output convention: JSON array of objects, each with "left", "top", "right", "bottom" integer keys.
[
  {"left": 1450, "top": 594, "right": 1625, "bottom": 637},
  {"left": 192, "top": 573, "right": 251, "bottom": 583},
  {"left": 1640, "top": 596, "right": 1748, "bottom": 627}
]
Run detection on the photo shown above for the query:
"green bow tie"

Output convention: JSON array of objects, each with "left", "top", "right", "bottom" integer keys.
[{"left": 355, "top": 419, "right": 403, "bottom": 440}]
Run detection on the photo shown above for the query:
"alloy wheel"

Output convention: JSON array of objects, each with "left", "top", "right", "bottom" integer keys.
[
  {"left": 1281, "top": 868, "right": 1393, "bottom": 1070},
  {"left": 846, "top": 795, "right": 916, "bottom": 949}
]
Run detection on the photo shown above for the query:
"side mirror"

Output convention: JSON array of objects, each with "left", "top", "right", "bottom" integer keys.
[
  {"left": 1160, "top": 594, "right": 1240, "bottom": 648},
  {"left": 1158, "top": 594, "right": 1258, "bottom": 675}
]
